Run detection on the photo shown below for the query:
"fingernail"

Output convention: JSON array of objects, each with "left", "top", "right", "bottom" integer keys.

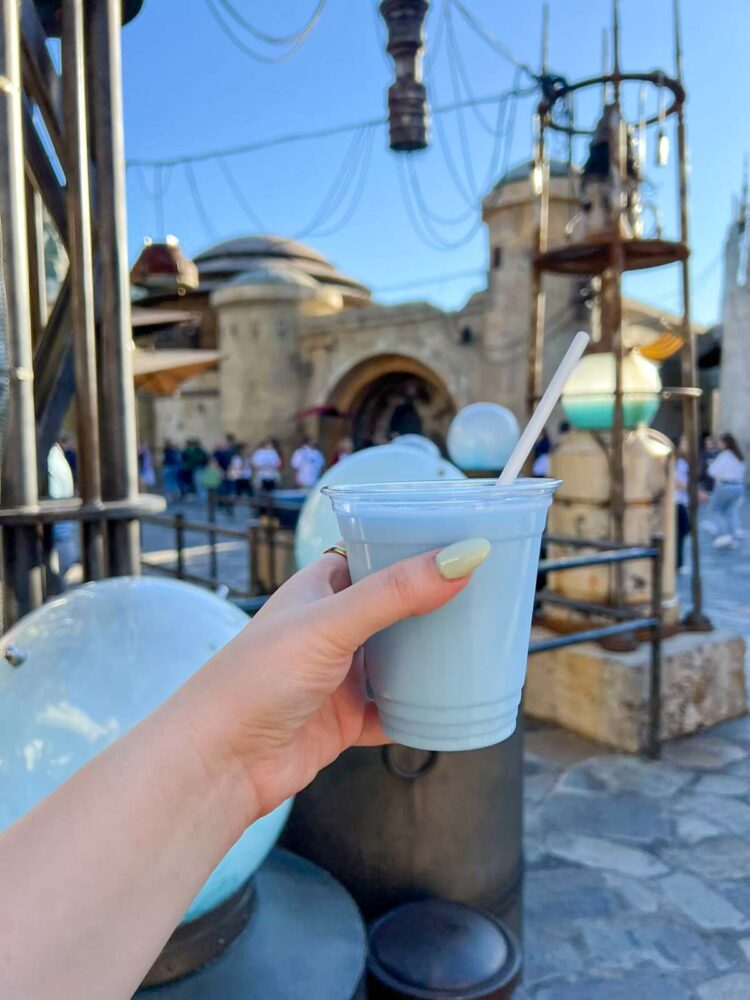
[{"left": 435, "top": 538, "right": 491, "bottom": 580}]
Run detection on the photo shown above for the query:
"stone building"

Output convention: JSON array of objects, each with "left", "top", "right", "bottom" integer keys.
[
  {"left": 134, "top": 162, "right": 694, "bottom": 458},
  {"left": 717, "top": 195, "right": 750, "bottom": 463}
]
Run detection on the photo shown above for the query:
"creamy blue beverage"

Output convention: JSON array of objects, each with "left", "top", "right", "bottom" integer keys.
[{"left": 324, "top": 478, "right": 559, "bottom": 751}]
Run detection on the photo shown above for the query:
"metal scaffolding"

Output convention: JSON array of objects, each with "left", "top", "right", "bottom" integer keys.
[{"left": 0, "top": 0, "right": 162, "bottom": 628}]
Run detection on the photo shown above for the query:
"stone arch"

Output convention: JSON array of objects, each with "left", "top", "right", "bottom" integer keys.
[{"left": 325, "top": 353, "right": 457, "bottom": 451}]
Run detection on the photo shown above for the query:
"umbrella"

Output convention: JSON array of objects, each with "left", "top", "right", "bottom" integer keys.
[{"left": 132, "top": 349, "right": 221, "bottom": 395}]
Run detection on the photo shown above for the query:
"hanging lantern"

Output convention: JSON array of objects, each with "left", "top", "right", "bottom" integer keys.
[
  {"left": 379, "top": 0, "right": 430, "bottom": 151},
  {"left": 130, "top": 235, "right": 199, "bottom": 295},
  {"left": 562, "top": 351, "right": 662, "bottom": 430}
]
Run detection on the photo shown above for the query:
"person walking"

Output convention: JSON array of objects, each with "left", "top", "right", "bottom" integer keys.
[
  {"left": 162, "top": 440, "right": 181, "bottom": 502},
  {"left": 228, "top": 444, "right": 253, "bottom": 499},
  {"left": 138, "top": 443, "right": 156, "bottom": 492},
  {"left": 674, "top": 435, "right": 691, "bottom": 573},
  {"left": 250, "top": 439, "right": 282, "bottom": 492},
  {"left": 707, "top": 433, "right": 745, "bottom": 549},
  {"left": 182, "top": 439, "right": 209, "bottom": 498},
  {"left": 291, "top": 437, "right": 325, "bottom": 489}
]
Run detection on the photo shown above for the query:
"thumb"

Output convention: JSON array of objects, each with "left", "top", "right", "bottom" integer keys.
[{"left": 317, "top": 538, "right": 491, "bottom": 651}]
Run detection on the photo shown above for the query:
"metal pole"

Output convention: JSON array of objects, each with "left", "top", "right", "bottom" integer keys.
[
  {"left": 62, "top": 0, "right": 104, "bottom": 581},
  {"left": 672, "top": 0, "right": 710, "bottom": 630},
  {"left": 526, "top": 113, "right": 549, "bottom": 434},
  {"left": 25, "top": 180, "right": 47, "bottom": 343},
  {"left": 247, "top": 522, "right": 255, "bottom": 598},
  {"left": 208, "top": 488, "right": 218, "bottom": 586},
  {"left": 175, "top": 513, "right": 184, "bottom": 579},
  {"left": 0, "top": 0, "right": 43, "bottom": 624},
  {"left": 647, "top": 534, "right": 664, "bottom": 759},
  {"left": 87, "top": 0, "right": 140, "bottom": 576}
]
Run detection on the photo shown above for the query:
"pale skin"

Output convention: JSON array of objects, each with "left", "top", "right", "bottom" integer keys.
[{"left": 0, "top": 546, "right": 482, "bottom": 1000}]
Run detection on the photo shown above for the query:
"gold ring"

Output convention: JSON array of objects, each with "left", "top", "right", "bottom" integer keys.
[{"left": 323, "top": 544, "right": 348, "bottom": 559}]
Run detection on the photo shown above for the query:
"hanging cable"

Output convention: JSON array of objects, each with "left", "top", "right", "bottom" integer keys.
[
  {"left": 444, "top": 0, "right": 497, "bottom": 135},
  {"left": 183, "top": 161, "right": 219, "bottom": 241},
  {"left": 304, "top": 126, "right": 376, "bottom": 238},
  {"left": 295, "top": 128, "right": 369, "bottom": 236},
  {"left": 443, "top": 1, "right": 479, "bottom": 199},
  {"left": 398, "top": 155, "right": 482, "bottom": 251},
  {"left": 204, "top": 0, "right": 322, "bottom": 64},
  {"left": 449, "top": 0, "right": 538, "bottom": 82},
  {"left": 214, "top": 0, "right": 325, "bottom": 46},
  {"left": 217, "top": 157, "right": 268, "bottom": 232},
  {"left": 406, "top": 155, "right": 476, "bottom": 226}
]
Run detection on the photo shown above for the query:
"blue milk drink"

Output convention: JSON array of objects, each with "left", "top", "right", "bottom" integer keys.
[{"left": 324, "top": 478, "right": 559, "bottom": 751}]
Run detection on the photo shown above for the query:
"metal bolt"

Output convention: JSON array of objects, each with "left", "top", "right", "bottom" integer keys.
[{"left": 3, "top": 645, "right": 27, "bottom": 667}]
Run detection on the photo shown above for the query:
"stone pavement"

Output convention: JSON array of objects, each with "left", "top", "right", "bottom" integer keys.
[
  {"left": 140, "top": 495, "right": 750, "bottom": 997},
  {"left": 518, "top": 718, "right": 750, "bottom": 999}
]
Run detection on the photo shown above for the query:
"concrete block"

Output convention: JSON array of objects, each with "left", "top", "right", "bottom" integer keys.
[{"left": 525, "top": 628, "right": 747, "bottom": 752}]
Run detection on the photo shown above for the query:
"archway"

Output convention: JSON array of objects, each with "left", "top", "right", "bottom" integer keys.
[{"left": 325, "top": 354, "right": 457, "bottom": 452}]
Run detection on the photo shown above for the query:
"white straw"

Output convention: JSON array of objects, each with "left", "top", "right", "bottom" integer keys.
[{"left": 497, "top": 330, "right": 590, "bottom": 486}]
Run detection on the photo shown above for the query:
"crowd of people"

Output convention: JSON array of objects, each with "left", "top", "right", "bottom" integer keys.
[{"left": 142, "top": 433, "right": 329, "bottom": 502}]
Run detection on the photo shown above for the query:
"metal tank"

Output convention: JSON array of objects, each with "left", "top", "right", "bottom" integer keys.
[{"left": 281, "top": 729, "right": 524, "bottom": 930}]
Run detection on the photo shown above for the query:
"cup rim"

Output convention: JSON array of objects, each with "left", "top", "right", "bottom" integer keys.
[{"left": 322, "top": 477, "right": 561, "bottom": 504}]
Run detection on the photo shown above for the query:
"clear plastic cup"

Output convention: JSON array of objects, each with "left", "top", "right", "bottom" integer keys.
[{"left": 323, "top": 478, "right": 559, "bottom": 751}]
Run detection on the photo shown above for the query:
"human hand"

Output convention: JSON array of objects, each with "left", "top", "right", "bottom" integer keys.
[{"left": 180, "top": 539, "right": 490, "bottom": 827}]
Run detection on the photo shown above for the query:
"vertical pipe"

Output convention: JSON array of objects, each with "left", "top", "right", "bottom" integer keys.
[
  {"left": 526, "top": 113, "right": 548, "bottom": 453},
  {"left": 675, "top": 111, "right": 708, "bottom": 629},
  {"left": 175, "top": 513, "right": 184, "bottom": 580},
  {"left": 62, "top": 0, "right": 104, "bottom": 581},
  {"left": 25, "top": 180, "right": 47, "bottom": 344},
  {"left": 0, "top": 0, "right": 43, "bottom": 624},
  {"left": 87, "top": 0, "right": 140, "bottom": 576},
  {"left": 672, "top": 0, "right": 709, "bottom": 629},
  {"left": 246, "top": 522, "right": 254, "bottom": 599},
  {"left": 208, "top": 488, "right": 218, "bottom": 586},
  {"left": 647, "top": 534, "right": 664, "bottom": 759}
]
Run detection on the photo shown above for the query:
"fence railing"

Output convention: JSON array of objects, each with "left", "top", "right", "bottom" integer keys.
[
  {"left": 531, "top": 535, "right": 664, "bottom": 759},
  {"left": 140, "top": 509, "right": 664, "bottom": 759}
]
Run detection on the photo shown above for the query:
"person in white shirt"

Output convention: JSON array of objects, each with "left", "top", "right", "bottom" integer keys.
[
  {"left": 707, "top": 433, "right": 745, "bottom": 549},
  {"left": 250, "top": 439, "right": 282, "bottom": 492},
  {"left": 291, "top": 438, "right": 325, "bottom": 489}
]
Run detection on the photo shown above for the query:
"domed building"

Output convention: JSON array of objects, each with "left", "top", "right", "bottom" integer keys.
[{"left": 133, "top": 164, "right": 698, "bottom": 457}]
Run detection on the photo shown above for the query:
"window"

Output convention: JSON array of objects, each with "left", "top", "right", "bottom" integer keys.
[{"left": 492, "top": 246, "right": 503, "bottom": 269}]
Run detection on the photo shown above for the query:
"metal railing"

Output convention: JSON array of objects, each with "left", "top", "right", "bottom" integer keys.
[
  {"left": 530, "top": 534, "right": 664, "bottom": 759},
  {"left": 140, "top": 510, "right": 665, "bottom": 759}
]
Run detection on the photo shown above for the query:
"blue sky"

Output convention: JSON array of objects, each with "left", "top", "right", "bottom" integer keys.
[{"left": 121, "top": 1, "right": 749, "bottom": 326}]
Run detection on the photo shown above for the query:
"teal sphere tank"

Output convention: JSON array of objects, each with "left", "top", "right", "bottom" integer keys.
[{"left": 0, "top": 577, "right": 292, "bottom": 922}]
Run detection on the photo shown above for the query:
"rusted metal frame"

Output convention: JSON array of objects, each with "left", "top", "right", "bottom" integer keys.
[
  {"left": 21, "top": 97, "right": 68, "bottom": 243},
  {"left": 647, "top": 533, "right": 664, "bottom": 758},
  {"left": 87, "top": 0, "right": 140, "bottom": 576},
  {"left": 25, "top": 177, "right": 46, "bottom": 345},
  {"left": 33, "top": 276, "right": 74, "bottom": 477},
  {"left": 61, "top": 0, "right": 104, "bottom": 581},
  {"left": 537, "top": 590, "right": 641, "bottom": 621},
  {"left": 526, "top": 112, "right": 549, "bottom": 470},
  {"left": 19, "top": 0, "right": 64, "bottom": 157},
  {"left": 0, "top": 0, "right": 44, "bottom": 625}
]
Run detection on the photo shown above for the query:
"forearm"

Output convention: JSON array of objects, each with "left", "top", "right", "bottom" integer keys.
[{"left": 0, "top": 686, "right": 251, "bottom": 1000}]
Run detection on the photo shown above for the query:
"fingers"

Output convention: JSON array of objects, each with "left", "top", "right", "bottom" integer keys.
[{"left": 315, "top": 542, "right": 488, "bottom": 652}]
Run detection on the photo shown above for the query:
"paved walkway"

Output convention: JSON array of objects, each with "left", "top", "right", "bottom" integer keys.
[
  {"left": 140, "top": 495, "right": 750, "bottom": 997},
  {"left": 519, "top": 718, "right": 750, "bottom": 999}
]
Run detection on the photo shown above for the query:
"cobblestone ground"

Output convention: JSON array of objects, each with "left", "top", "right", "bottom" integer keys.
[
  {"left": 141, "top": 497, "right": 750, "bottom": 998},
  {"left": 518, "top": 719, "right": 750, "bottom": 999}
]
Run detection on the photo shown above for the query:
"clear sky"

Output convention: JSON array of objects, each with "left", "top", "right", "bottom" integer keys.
[{"left": 121, "top": 0, "right": 749, "bottom": 326}]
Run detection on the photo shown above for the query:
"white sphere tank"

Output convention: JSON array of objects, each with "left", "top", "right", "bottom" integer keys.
[
  {"left": 294, "top": 444, "right": 465, "bottom": 570},
  {"left": 0, "top": 576, "right": 292, "bottom": 923},
  {"left": 447, "top": 403, "right": 520, "bottom": 471}
]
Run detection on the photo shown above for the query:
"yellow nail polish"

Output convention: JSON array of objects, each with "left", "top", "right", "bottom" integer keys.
[{"left": 436, "top": 538, "right": 491, "bottom": 580}]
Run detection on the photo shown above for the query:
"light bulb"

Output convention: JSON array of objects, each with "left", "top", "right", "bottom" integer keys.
[{"left": 656, "top": 130, "right": 670, "bottom": 167}]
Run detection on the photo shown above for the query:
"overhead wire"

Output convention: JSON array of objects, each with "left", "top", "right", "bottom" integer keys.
[
  {"left": 303, "top": 126, "right": 376, "bottom": 238},
  {"left": 204, "top": 0, "right": 323, "bottom": 64},
  {"left": 216, "top": 157, "right": 268, "bottom": 232},
  {"left": 214, "top": 0, "right": 326, "bottom": 46},
  {"left": 449, "top": 0, "right": 538, "bottom": 83},
  {"left": 183, "top": 161, "right": 219, "bottom": 241}
]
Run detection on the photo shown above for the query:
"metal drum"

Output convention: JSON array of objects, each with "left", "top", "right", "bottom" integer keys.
[{"left": 281, "top": 727, "right": 523, "bottom": 930}]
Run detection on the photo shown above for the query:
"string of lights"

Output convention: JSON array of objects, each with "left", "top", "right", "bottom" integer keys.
[
  {"left": 183, "top": 161, "right": 219, "bottom": 242},
  {"left": 449, "top": 0, "right": 538, "bottom": 83}
]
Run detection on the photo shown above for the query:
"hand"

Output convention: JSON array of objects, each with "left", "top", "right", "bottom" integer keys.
[{"left": 180, "top": 542, "right": 488, "bottom": 826}]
